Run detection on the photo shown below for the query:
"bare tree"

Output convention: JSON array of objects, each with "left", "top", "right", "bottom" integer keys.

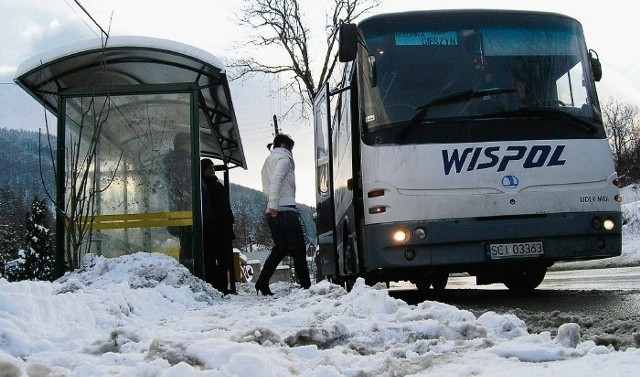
[
  {"left": 35, "top": 27, "right": 128, "bottom": 271},
  {"left": 39, "top": 89, "right": 122, "bottom": 270},
  {"left": 32, "top": 5, "right": 123, "bottom": 272},
  {"left": 602, "top": 97, "right": 640, "bottom": 180},
  {"left": 232, "top": 0, "right": 380, "bottom": 115}
]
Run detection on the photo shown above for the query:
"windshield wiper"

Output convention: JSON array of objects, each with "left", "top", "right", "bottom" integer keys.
[
  {"left": 396, "top": 88, "right": 516, "bottom": 141},
  {"left": 415, "top": 88, "right": 516, "bottom": 112}
]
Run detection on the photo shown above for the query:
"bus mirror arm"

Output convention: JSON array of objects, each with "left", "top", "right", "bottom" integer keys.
[
  {"left": 589, "top": 49, "right": 602, "bottom": 82},
  {"left": 330, "top": 84, "right": 353, "bottom": 97}
]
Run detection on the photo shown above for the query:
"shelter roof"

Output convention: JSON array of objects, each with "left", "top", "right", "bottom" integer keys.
[{"left": 14, "top": 36, "right": 246, "bottom": 170}]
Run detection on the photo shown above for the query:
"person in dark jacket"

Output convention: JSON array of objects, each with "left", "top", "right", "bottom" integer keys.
[{"left": 201, "top": 158, "right": 235, "bottom": 294}]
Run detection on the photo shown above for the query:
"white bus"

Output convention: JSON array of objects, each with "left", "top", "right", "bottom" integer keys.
[{"left": 313, "top": 9, "right": 622, "bottom": 291}]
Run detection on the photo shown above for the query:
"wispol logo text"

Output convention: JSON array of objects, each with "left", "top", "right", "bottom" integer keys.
[{"left": 442, "top": 145, "right": 566, "bottom": 175}]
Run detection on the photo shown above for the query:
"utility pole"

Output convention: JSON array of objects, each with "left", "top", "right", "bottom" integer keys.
[
  {"left": 266, "top": 115, "right": 280, "bottom": 151},
  {"left": 272, "top": 114, "right": 280, "bottom": 135}
]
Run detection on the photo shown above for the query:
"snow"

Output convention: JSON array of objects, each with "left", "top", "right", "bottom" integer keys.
[
  {"left": 1, "top": 188, "right": 639, "bottom": 375},
  {"left": 14, "top": 36, "right": 225, "bottom": 79}
]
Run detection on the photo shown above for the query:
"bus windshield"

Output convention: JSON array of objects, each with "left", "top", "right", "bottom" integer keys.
[{"left": 357, "top": 11, "right": 604, "bottom": 141}]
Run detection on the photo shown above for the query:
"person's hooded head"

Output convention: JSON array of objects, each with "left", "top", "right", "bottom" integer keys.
[{"left": 201, "top": 158, "right": 214, "bottom": 175}]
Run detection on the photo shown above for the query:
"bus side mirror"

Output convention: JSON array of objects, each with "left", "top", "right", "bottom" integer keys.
[
  {"left": 589, "top": 49, "right": 602, "bottom": 82},
  {"left": 339, "top": 23, "right": 358, "bottom": 62}
]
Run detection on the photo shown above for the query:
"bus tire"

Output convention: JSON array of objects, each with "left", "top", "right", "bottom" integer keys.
[
  {"left": 314, "top": 254, "right": 324, "bottom": 283},
  {"left": 415, "top": 277, "right": 432, "bottom": 292},
  {"left": 431, "top": 272, "right": 449, "bottom": 291},
  {"left": 502, "top": 266, "right": 547, "bottom": 292},
  {"left": 343, "top": 230, "right": 358, "bottom": 275}
]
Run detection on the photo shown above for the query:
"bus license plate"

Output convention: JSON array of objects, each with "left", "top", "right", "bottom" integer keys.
[{"left": 488, "top": 241, "right": 544, "bottom": 259}]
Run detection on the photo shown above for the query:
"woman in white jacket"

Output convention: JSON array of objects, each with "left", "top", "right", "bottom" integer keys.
[{"left": 254, "top": 134, "right": 311, "bottom": 295}]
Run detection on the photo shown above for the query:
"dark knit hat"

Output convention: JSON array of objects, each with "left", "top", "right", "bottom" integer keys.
[
  {"left": 201, "top": 158, "right": 214, "bottom": 172},
  {"left": 272, "top": 133, "right": 294, "bottom": 150}
]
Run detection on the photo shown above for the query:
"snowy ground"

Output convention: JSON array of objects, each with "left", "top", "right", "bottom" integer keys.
[
  {"left": 1, "top": 253, "right": 639, "bottom": 376},
  {"left": 0, "top": 187, "right": 639, "bottom": 376}
]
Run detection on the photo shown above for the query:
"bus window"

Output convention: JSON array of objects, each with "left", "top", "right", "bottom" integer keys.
[
  {"left": 314, "top": 87, "right": 330, "bottom": 196},
  {"left": 557, "top": 62, "right": 588, "bottom": 109}
]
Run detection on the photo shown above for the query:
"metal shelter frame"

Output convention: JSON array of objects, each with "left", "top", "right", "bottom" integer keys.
[{"left": 14, "top": 36, "right": 246, "bottom": 284}]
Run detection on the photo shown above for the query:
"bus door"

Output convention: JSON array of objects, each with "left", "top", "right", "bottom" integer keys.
[{"left": 314, "top": 84, "right": 338, "bottom": 277}]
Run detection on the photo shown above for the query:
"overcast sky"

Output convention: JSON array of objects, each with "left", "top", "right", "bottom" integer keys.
[{"left": 1, "top": 0, "right": 639, "bottom": 205}]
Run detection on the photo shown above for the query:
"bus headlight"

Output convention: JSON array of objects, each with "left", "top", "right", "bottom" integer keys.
[
  {"left": 392, "top": 229, "right": 409, "bottom": 243},
  {"left": 592, "top": 216, "right": 616, "bottom": 231},
  {"left": 603, "top": 217, "right": 615, "bottom": 231}
]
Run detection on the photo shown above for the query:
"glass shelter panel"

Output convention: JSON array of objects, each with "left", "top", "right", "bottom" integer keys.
[{"left": 64, "top": 92, "right": 194, "bottom": 259}]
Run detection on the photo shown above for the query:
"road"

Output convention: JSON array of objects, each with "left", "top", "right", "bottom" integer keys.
[
  {"left": 443, "top": 265, "right": 640, "bottom": 291},
  {"left": 388, "top": 266, "right": 640, "bottom": 350},
  {"left": 389, "top": 266, "right": 640, "bottom": 314}
]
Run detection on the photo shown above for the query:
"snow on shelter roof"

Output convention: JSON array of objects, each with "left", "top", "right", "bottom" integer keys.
[{"left": 14, "top": 36, "right": 247, "bottom": 170}]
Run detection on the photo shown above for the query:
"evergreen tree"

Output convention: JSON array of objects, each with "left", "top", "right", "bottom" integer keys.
[
  {"left": 0, "top": 226, "right": 21, "bottom": 280},
  {"left": 21, "top": 196, "right": 55, "bottom": 281},
  {"left": 0, "top": 186, "right": 27, "bottom": 235},
  {"left": 2, "top": 196, "right": 55, "bottom": 281}
]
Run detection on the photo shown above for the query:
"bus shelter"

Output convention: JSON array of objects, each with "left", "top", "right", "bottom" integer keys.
[{"left": 14, "top": 36, "right": 247, "bottom": 280}]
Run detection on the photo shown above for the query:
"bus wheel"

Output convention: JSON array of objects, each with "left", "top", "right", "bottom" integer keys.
[
  {"left": 313, "top": 255, "right": 323, "bottom": 283},
  {"left": 343, "top": 232, "right": 358, "bottom": 275},
  {"left": 414, "top": 277, "right": 432, "bottom": 292},
  {"left": 502, "top": 266, "right": 547, "bottom": 292},
  {"left": 431, "top": 272, "right": 449, "bottom": 291}
]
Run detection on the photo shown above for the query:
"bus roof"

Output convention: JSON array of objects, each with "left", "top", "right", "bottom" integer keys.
[{"left": 358, "top": 9, "right": 579, "bottom": 26}]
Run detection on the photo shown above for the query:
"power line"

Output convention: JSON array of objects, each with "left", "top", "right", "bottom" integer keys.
[
  {"left": 72, "top": 0, "right": 109, "bottom": 39},
  {"left": 59, "top": 0, "right": 105, "bottom": 39},
  {"left": 59, "top": 0, "right": 99, "bottom": 38}
]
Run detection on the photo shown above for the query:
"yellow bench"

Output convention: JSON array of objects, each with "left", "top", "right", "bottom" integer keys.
[
  {"left": 77, "top": 211, "right": 193, "bottom": 259},
  {"left": 82, "top": 210, "right": 193, "bottom": 230}
]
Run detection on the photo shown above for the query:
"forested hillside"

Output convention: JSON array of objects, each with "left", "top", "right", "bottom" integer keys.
[
  {"left": 0, "top": 128, "right": 55, "bottom": 232},
  {"left": 229, "top": 182, "right": 316, "bottom": 249},
  {"left": 0, "top": 128, "right": 55, "bottom": 196}
]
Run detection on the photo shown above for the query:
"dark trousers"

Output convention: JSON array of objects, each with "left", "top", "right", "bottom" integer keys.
[
  {"left": 256, "top": 210, "right": 311, "bottom": 289},
  {"left": 178, "top": 226, "right": 193, "bottom": 271},
  {"left": 203, "top": 221, "right": 232, "bottom": 293}
]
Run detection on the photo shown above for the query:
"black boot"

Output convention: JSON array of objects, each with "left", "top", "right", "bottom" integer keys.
[{"left": 255, "top": 282, "right": 274, "bottom": 296}]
